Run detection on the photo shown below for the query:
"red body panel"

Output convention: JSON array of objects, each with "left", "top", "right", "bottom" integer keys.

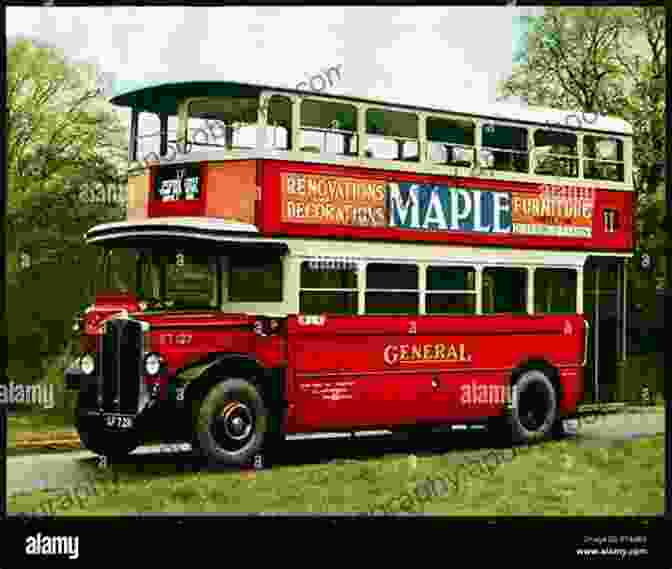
[
  {"left": 138, "top": 313, "right": 256, "bottom": 373},
  {"left": 140, "top": 159, "right": 633, "bottom": 253},
  {"left": 284, "top": 314, "right": 585, "bottom": 432},
  {"left": 259, "top": 160, "right": 633, "bottom": 252}
]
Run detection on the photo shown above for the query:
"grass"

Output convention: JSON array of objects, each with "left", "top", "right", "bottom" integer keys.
[
  {"left": 422, "top": 436, "right": 664, "bottom": 516},
  {"left": 8, "top": 434, "right": 664, "bottom": 516}
]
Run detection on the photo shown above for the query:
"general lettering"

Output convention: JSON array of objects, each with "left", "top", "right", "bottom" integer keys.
[{"left": 383, "top": 343, "right": 472, "bottom": 365}]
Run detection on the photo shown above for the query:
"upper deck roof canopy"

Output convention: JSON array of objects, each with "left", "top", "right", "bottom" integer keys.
[{"left": 110, "top": 80, "right": 632, "bottom": 136}]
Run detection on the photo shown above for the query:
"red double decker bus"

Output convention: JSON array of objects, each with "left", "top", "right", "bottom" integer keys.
[{"left": 66, "top": 81, "right": 633, "bottom": 465}]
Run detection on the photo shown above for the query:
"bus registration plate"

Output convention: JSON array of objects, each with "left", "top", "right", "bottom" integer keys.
[{"left": 104, "top": 414, "right": 134, "bottom": 430}]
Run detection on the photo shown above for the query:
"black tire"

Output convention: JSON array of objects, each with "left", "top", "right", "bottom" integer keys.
[
  {"left": 395, "top": 425, "right": 432, "bottom": 446},
  {"left": 262, "top": 413, "right": 286, "bottom": 465},
  {"left": 551, "top": 417, "right": 568, "bottom": 439},
  {"left": 192, "top": 378, "right": 269, "bottom": 467},
  {"left": 505, "top": 369, "right": 558, "bottom": 444},
  {"left": 75, "top": 412, "right": 139, "bottom": 459}
]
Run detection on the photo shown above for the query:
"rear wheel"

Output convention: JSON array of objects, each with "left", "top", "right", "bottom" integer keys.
[
  {"left": 191, "top": 378, "right": 269, "bottom": 467},
  {"left": 506, "top": 369, "right": 558, "bottom": 444}
]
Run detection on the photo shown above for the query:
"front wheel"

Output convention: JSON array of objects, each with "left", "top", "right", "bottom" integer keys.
[{"left": 192, "top": 378, "right": 269, "bottom": 467}]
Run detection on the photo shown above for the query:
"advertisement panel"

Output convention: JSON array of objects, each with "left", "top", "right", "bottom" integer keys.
[
  {"left": 281, "top": 173, "right": 594, "bottom": 237},
  {"left": 281, "top": 173, "right": 386, "bottom": 227}
]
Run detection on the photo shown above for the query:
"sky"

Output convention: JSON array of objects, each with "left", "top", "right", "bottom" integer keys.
[{"left": 7, "top": 6, "right": 545, "bottom": 112}]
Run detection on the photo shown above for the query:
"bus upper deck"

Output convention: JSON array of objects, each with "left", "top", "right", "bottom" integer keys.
[
  {"left": 112, "top": 81, "right": 633, "bottom": 256},
  {"left": 115, "top": 80, "right": 632, "bottom": 189}
]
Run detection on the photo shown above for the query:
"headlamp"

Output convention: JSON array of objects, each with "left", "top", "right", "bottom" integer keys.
[
  {"left": 144, "top": 353, "right": 163, "bottom": 376},
  {"left": 80, "top": 354, "right": 95, "bottom": 375}
]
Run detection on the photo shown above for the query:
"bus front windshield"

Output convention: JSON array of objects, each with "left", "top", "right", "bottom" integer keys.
[{"left": 96, "top": 247, "right": 220, "bottom": 310}]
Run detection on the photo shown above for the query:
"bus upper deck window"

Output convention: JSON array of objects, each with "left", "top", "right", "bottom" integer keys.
[
  {"left": 481, "top": 123, "right": 529, "bottom": 174},
  {"left": 187, "top": 97, "right": 259, "bottom": 150},
  {"left": 534, "top": 129, "right": 578, "bottom": 178},
  {"left": 583, "top": 136, "right": 624, "bottom": 182},
  {"left": 427, "top": 117, "right": 475, "bottom": 167},
  {"left": 300, "top": 99, "right": 358, "bottom": 157},
  {"left": 265, "top": 95, "right": 291, "bottom": 150},
  {"left": 366, "top": 108, "right": 418, "bottom": 162}
]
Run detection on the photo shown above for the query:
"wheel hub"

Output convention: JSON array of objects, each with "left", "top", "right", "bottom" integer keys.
[
  {"left": 219, "top": 401, "right": 253, "bottom": 441},
  {"left": 518, "top": 385, "right": 549, "bottom": 431}
]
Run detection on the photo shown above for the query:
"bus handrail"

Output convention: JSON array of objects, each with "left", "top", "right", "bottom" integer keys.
[{"left": 581, "top": 318, "right": 590, "bottom": 366}]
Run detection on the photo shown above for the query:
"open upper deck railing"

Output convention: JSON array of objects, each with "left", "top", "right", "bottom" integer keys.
[{"left": 112, "top": 80, "right": 632, "bottom": 185}]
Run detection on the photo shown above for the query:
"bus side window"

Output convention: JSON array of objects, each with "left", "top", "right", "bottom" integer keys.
[
  {"left": 366, "top": 108, "right": 418, "bottom": 162},
  {"left": 482, "top": 267, "right": 527, "bottom": 314},
  {"left": 266, "top": 95, "right": 291, "bottom": 150},
  {"left": 229, "top": 255, "right": 283, "bottom": 302},
  {"left": 136, "top": 112, "right": 162, "bottom": 161},
  {"left": 481, "top": 124, "right": 529, "bottom": 173},
  {"left": 300, "top": 99, "right": 358, "bottom": 156},
  {"left": 534, "top": 129, "right": 578, "bottom": 178},
  {"left": 534, "top": 268, "right": 577, "bottom": 314},
  {"left": 583, "top": 136, "right": 624, "bottom": 182},
  {"left": 365, "top": 263, "right": 419, "bottom": 314},
  {"left": 299, "top": 261, "right": 358, "bottom": 314},
  {"left": 427, "top": 117, "right": 475, "bottom": 167},
  {"left": 426, "top": 266, "right": 476, "bottom": 314}
]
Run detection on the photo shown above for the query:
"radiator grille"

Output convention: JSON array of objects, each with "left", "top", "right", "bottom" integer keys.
[{"left": 100, "top": 318, "right": 143, "bottom": 413}]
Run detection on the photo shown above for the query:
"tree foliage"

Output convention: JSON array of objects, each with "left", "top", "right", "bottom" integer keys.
[
  {"left": 7, "top": 37, "right": 129, "bottom": 382},
  {"left": 500, "top": 7, "right": 667, "bottom": 296}
]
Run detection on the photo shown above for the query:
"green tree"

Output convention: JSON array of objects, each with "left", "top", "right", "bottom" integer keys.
[
  {"left": 6, "top": 36, "right": 128, "bottom": 385},
  {"left": 500, "top": 7, "right": 666, "bottom": 303}
]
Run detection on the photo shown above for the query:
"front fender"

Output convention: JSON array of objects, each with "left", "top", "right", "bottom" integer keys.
[
  {"left": 175, "top": 353, "right": 263, "bottom": 385},
  {"left": 174, "top": 354, "right": 286, "bottom": 414}
]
